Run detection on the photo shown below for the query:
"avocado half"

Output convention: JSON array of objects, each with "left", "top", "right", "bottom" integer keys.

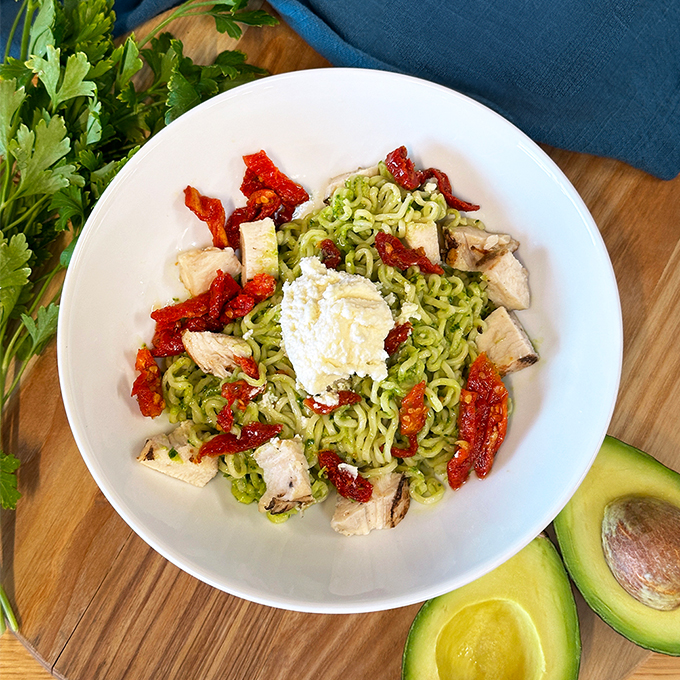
[
  {"left": 554, "top": 435, "right": 680, "bottom": 655},
  {"left": 402, "top": 536, "right": 580, "bottom": 680}
]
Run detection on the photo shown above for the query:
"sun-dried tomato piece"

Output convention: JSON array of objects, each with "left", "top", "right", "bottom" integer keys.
[
  {"left": 419, "top": 167, "right": 480, "bottom": 212},
  {"left": 149, "top": 322, "right": 185, "bottom": 358},
  {"left": 232, "top": 355, "right": 260, "bottom": 379},
  {"left": 384, "top": 322, "right": 413, "bottom": 356},
  {"left": 317, "top": 239, "right": 342, "bottom": 269},
  {"left": 242, "top": 150, "right": 309, "bottom": 206},
  {"left": 224, "top": 207, "right": 249, "bottom": 250},
  {"left": 240, "top": 167, "right": 266, "bottom": 197},
  {"left": 150, "top": 292, "right": 210, "bottom": 324},
  {"left": 184, "top": 186, "right": 229, "bottom": 249},
  {"left": 447, "top": 354, "right": 508, "bottom": 489},
  {"left": 392, "top": 434, "right": 419, "bottom": 458},
  {"left": 303, "top": 390, "right": 362, "bottom": 415},
  {"left": 447, "top": 389, "right": 478, "bottom": 490},
  {"left": 220, "top": 294, "right": 255, "bottom": 323},
  {"left": 242, "top": 273, "right": 277, "bottom": 303},
  {"left": 216, "top": 403, "right": 235, "bottom": 432},
  {"left": 131, "top": 348, "right": 165, "bottom": 418},
  {"left": 375, "top": 232, "right": 444, "bottom": 275},
  {"left": 198, "top": 422, "right": 283, "bottom": 459},
  {"left": 208, "top": 270, "right": 241, "bottom": 320},
  {"left": 247, "top": 189, "right": 281, "bottom": 220},
  {"left": 217, "top": 380, "right": 266, "bottom": 432},
  {"left": 222, "top": 380, "right": 265, "bottom": 410},
  {"left": 389, "top": 381, "right": 428, "bottom": 458},
  {"left": 318, "top": 450, "right": 373, "bottom": 503},
  {"left": 385, "top": 146, "right": 423, "bottom": 191},
  {"left": 399, "top": 381, "right": 428, "bottom": 436}
]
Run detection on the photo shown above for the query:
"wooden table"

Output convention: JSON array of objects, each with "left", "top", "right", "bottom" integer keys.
[{"left": 3, "top": 6, "right": 680, "bottom": 679}]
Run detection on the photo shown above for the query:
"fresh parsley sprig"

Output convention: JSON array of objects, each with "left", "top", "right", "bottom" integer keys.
[{"left": 0, "top": 0, "right": 276, "bottom": 633}]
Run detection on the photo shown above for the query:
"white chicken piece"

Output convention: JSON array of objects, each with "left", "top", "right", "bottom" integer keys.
[
  {"left": 137, "top": 420, "right": 217, "bottom": 487},
  {"left": 476, "top": 306, "right": 538, "bottom": 375},
  {"left": 253, "top": 438, "right": 314, "bottom": 514},
  {"left": 239, "top": 217, "right": 279, "bottom": 281},
  {"left": 324, "top": 165, "right": 381, "bottom": 199},
  {"left": 482, "top": 251, "right": 530, "bottom": 310},
  {"left": 177, "top": 247, "right": 241, "bottom": 296},
  {"left": 331, "top": 472, "right": 410, "bottom": 536},
  {"left": 444, "top": 225, "right": 519, "bottom": 271},
  {"left": 405, "top": 221, "right": 441, "bottom": 264},
  {"left": 181, "top": 331, "right": 252, "bottom": 378}
]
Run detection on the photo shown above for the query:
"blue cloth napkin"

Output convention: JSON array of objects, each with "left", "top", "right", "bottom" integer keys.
[{"left": 2, "top": 0, "right": 678, "bottom": 179}]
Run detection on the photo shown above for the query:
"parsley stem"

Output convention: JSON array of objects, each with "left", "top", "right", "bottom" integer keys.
[
  {"left": 3, "top": 0, "right": 28, "bottom": 62},
  {"left": 0, "top": 583, "right": 19, "bottom": 633},
  {"left": 19, "top": 0, "right": 37, "bottom": 63}
]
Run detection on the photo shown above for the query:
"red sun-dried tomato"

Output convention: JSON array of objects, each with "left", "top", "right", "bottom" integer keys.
[
  {"left": 384, "top": 147, "right": 480, "bottom": 213},
  {"left": 150, "top": 292, "right": 210, "bottom": 325},
  {"left": 217, "top": 380, "right": 266, "bottom": 432},
  {"left": 242, "top": 150, "right": 309, "bottom": 206},
  {"left": 303, "top": 390, "right": 362, "bottom": 415},
  {"left": 242, "top": 273, "right": 277, "bottom": 303},
  {"left": 384, "top": 322, "right": 413, "bottom": 356},
  {"left": 208, "top": 270, "right": 241, "bottom": 321},
  {"left": 131, "top": 348, "right": 165, "bottom": 418},
  {"left": 240, "top": 167, "right": 266, "bottom": 197},
  {"left": 222, "top": 380, "right": 265, "bottom": 410},
  {"left": 232, "top": 355, "right": 260, "bottom": 380},
  {"left": 385, "top": 146, "right": 423, "bottom": 191},
  {"left": 197, "top": 422, "right": 283, "bottom": 460},
  {"left": 317, "top": 239, "right": 342, "bottom": 269},
  {"left": 390, "top": 381, "right": 429, "bottom": 458},
  {"left": 447, "top": 354, "right": 508, "bottom": 490},
  {"left": 399, "top": 381, "right": 428, "bottom": 435},
  {"left": 374, "top": 232, "right": 444, "bottom": 275},
  {"left": 150, "top": 321, "right": 185, "bottom": 358},
  {"left": 318, "top": 450, "right": 373, "bottom": 503},
  {"left": 447, "top": 388, "right": 478, "bottom": 490},
  {"left": 219, "top": 294, "right": 255, "bottom": 323},
  {"left": 419, "top": 167, "right": 480, "bottom": 212},
  {"left": 184, "top": 186, "right": 229, "bottom": 249}
]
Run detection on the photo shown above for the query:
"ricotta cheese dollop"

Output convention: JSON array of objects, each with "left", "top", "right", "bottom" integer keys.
[{"left": 280, "top": 256, "right": 394, "bottom": 395}]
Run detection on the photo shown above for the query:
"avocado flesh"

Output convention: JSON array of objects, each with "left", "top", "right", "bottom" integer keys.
[
  {"left": 402, "top": 536, "right": 580, "bottom": 680},
  {"left": 554, "top": 435, "right": 680, "bottom": 655}
]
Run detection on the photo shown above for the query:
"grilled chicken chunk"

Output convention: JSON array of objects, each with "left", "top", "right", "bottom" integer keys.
[
  {"left": 239, "top": 217, "right": 279, "bottom": 281},
  {"left": 324, "top": 165, "right": 381, "bottom": 199},
  {"left": 482, "top": 250, "right": 530, "bottom": 310},
  {"left": 476, "top": 306, "right": 538, "bottom": 375},
  {"left": 444, "top": 225, "right": 518, "bottom": 271},
  {"left": 137, "top": 420, "right": 217, "bottom": 487},
  {"left": 405, "top": 221, "right": 441, "bottom": 264},
  {"left": 177, "top": 246, "right": 241, "bottom": 296},
  {"left": 181, "top": 331, "right": 252, "bottom": 378},
  {"left": 331, "top": 472, "right": 410, "bottom": 536},
  {"left": 253, "top": 438, "right": 314, "bottom": 514}
]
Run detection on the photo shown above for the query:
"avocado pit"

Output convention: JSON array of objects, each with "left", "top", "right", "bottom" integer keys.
[{"left": 601, "top": 495, "right": 680, "bottom": 611}]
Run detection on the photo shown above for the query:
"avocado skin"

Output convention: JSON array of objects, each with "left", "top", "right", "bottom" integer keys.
[
  {"left": 401, "top": 535, "right": 580, "bottom": 680},
  {"left": 554, "top": 435, "right": 680, "bottom": 655}
]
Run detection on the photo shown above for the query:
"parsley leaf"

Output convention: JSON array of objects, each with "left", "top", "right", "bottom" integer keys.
[{"left": 0, "top": 451, "right": 21, "bottom": 510}]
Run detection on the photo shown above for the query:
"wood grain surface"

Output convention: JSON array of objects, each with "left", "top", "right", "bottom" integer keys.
[{"left": 3, "top": 5, "right": 680, "bottom": 679}]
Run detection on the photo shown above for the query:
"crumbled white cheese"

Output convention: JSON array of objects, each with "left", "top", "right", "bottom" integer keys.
[
  {"left": 384, "top": 292, "right": 396, "bottom": 306},
  {"left": 397, "top": 301, "right": 422, "bottom": 325},
  {"left": 280, "top": 257, "right": 393, "bottom": 395},
  {"left": 338, "top": 462, "right": 359, "bottom": 479},
  {"left": 313, "top": 391, "right": 341, "bottom": 406},
  {"left": 423, "top": 181, "right": 437, "bottom": 193},
  {"left": 242, "top": 329, "right": 253, "bottom": 340}
]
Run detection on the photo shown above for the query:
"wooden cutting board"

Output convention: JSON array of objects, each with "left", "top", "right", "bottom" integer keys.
[{"left": 3, "top": 6, "right": 680, "bottom": 679}]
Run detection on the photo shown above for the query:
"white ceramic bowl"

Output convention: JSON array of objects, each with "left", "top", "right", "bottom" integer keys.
[{"left": 57, "top": 68, "right": 622, "bottom": 613}]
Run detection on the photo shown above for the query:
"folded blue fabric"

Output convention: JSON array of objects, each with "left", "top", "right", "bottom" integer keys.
[{"left": 2, "top": 0, "right": 678, "bottom": 179}]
